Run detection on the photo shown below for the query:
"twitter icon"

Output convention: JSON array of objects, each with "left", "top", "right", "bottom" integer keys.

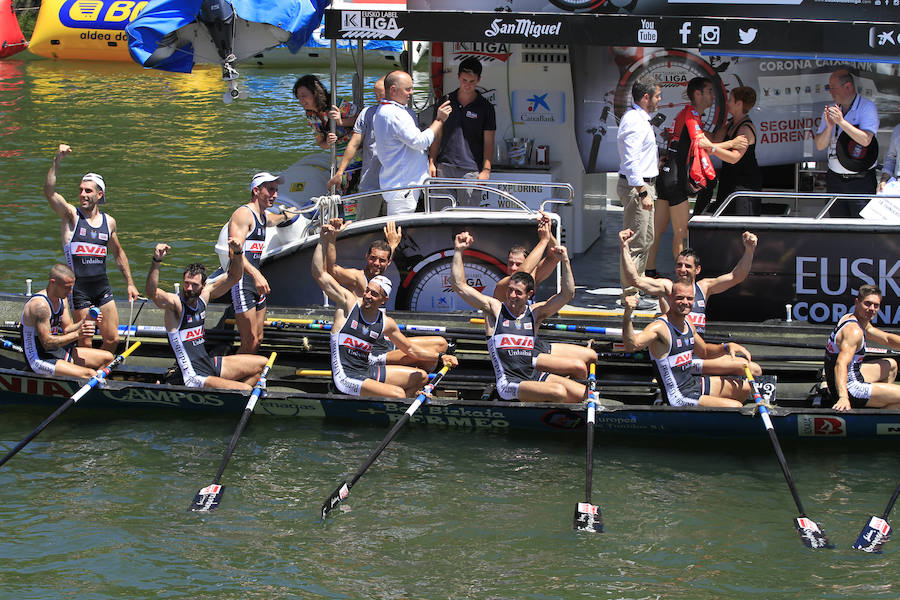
[{"left": 738, "top": 28, "right": 758, "bottom": 44}]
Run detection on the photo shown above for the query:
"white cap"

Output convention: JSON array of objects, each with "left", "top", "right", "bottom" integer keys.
[
  {"left": 370, "top": 275, "right": 392, "bottom": 299},
  {"left": 82, "top": 173, "right": 106, "bottom": 203},
  {"left": 250, "top": 172, "right": 284, "bottom": 190}
]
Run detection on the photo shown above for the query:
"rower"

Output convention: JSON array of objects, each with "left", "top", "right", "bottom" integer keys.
[
  {"left": 145, "top": 240, "right": 267, "bottom": 390},
  {"left": 825, "top": 284, "right": 900, "bottom": 411},
  {"left": 451, "top": 231, "right": 585, "bottom": 403},
  {"left": 312, "top": 221, "right": 457, "bottom": 398},
  {"left": 622, "top": 277, "right": 756, "bottom": 407},
  {"left": 21, "top": 263, "right": 114, "bottom": 378},
  {"left": 323, "top": 217, "right": 448, "bottom": 371},
  {"left": 492, "top": 212, "right": 597, "bottom": 379},
  {"left": 43, "top": 143, "right": 140, "bottom": 353},
  {"left": 227, "top": 172, "right": 297, "bottom": 355},
  {"left": 620, "top": 228, "right": 761, "bottom": 375}
]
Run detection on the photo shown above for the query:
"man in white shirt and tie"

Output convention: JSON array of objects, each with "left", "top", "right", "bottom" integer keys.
[
  {"left": 373, "top": 70, "right": 452, "bottom": 215},
  {"left": 617, "top": 79, "right": 662, "bottom": 310}
]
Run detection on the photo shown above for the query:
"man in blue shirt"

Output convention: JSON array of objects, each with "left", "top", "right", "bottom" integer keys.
[{"left": 814, "top": 68, "right": 880, "bottom": 217}]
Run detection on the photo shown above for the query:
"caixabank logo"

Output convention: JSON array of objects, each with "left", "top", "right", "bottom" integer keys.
[{"left": 59, "top": 0, "right": 148, "bottom": 30}]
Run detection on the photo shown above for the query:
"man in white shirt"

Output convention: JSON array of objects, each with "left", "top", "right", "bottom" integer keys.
[
  {"left": 814, "top": 68, "right": 880, "bottom": 217},
  {"left": 617, "top": 79, "right": 661, "bottom": 310},
  {"left": 373, "top": 70, "right": 451, "bottom": 215}
]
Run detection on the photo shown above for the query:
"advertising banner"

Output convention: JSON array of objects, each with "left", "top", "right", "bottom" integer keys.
[
  {"left": 408, "top": 0, "right": 893, "bottom": 22},
  {"left": 571, "top": 47, "right": 900, "bottom": 172}
]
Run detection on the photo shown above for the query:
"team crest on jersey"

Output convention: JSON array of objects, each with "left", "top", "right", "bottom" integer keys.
[
  {"left": 514, "top": 320, "right": 522, "bottom": 329},
  {"left": 524, "top": 322, "right": 532, "bottom": 329},
  {"left": 79, "top": 227, "right": 86, "bottom": 236},
  {"left": 90, "top": 231, "right": 97, "bottom": 239},
  {"left": 362, "top": 326, "right": 369, "bottom": 336},
  {"left": 200, "top": 311, "right": 206, "bottom": 319},
  {"left": 369, "top": 330, "right": 379, "bottom": 339},
  {"left": 187, "top": 316, "right": 193, "bottom": 323},
  {"left": 676, "top": 338, "right": 683, "bottom": 348},
  {"left": 502, "top": 319, "right": 509, "bottom": 327},
  {"left": 99, "top": 233, "right": 108, "bottom": 241},
  {"left": 351, "top": 320, "right": 358, "bottom": 329}
]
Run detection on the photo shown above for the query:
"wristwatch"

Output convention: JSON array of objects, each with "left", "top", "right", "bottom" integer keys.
[{"left": 638, "top": 189, "right": 648, "bottom": 198}]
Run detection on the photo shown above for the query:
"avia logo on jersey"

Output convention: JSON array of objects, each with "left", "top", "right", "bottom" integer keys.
[
  {"left": 497, "top": 336, "right": 534, "bottom": 350},
  {"left": 244, "top": 240, "right": 264, "bottom": 253},
  {"left": 670, "top": 350, "right": 693, "bottom": 367},
  {"left": 339, "top": 333, "right": 372, "bottom": 353},
  {"left": 688, "top": 313, "right": 707, "bottom": 328},
  {"left": 180, "top": 326, "right": 205, "bottom": 343},
  {"left": 60, "top": 0, "right": 148, "bottom": 30},
  {"left": 451, "top": 42, "right": 511, "bottom": 63},
  {"left": 340, "top": 10, "right": 404, "bottom": 39},
  {"left": 71, "top": 243, "right": 107, "bottom": 257}
]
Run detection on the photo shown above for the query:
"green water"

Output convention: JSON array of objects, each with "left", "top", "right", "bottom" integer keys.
[{"left": 3, "top": 57, "right": 900, "bottom": 600}]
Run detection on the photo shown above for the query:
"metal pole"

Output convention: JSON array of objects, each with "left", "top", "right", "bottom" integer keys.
[{"left": 329, "top": 39, "right": 338, "bottom": 189}]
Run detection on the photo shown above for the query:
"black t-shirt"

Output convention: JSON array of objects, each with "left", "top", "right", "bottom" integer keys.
[{"left": 434, "top": 90, "right": 497, "bottom": 171}]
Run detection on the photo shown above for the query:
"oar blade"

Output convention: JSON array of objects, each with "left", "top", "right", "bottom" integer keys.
[
  {"left": 573, "top": 502, "right": 603, "bottom": 533},
  {"left": 322, "top": 481, "right": 350, "bottom": 519},
  {"left": 852, "top": 515, "right": 892, "bottom": 553},
  {"left": 189, "top": 483, "right": 225, "bottom": 512},
  {"left": 795, "top": 517, "right": 833, "bottom": 549}
]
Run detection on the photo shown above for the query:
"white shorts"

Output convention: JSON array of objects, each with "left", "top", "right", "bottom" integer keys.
[{"left": 383, "top": 189, "right": 421, "bottom": 215}]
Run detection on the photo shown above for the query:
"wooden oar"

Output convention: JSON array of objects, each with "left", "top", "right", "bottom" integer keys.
[
  {"left": 0, "top": 341, "right": 141, "bottom": 469},
  {"left": 189, "top": 352, "right": 277, "bottom": 512},
  {"left": 573, "top": 363, "right": 602, "bottom": 532},
  {"left": 744, "top": 365, "right": 832, "bottom": 549},
  {"left": 851, "top": 482, "right": 900, "bottom": 552},
  {"left": 321, "top": 363, "right": 453, "bottom": 519}
]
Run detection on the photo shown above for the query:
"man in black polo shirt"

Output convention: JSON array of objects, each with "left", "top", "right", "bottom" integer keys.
[{"left": 428, "top": 57, "right": 497, "bottom": 207}]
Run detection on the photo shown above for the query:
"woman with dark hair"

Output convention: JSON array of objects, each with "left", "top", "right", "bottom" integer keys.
[
  {"left": 293, "top": 74, "right": 360, "bottom": 195},
  {"left": 709, "top": 86, "right": 760, "bottom": 216}
]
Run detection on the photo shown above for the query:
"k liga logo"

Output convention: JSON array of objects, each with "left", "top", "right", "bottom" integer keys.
[{"left": 511, "top": 90, "right": 566, "bottom": 124}]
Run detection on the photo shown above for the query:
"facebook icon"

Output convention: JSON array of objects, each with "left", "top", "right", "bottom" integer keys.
[{"left": 679, "top": 21, "right": 691, "bottom": 45}]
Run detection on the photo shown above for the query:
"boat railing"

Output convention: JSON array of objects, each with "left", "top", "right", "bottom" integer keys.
[
  {"left": 711, "top": 191, "right": 900, "bottom": 219},
  {"left": 312, "top": 178, "right": 574, "bottom": 227}
]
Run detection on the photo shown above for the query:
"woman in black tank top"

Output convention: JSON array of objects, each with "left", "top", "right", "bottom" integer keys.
[{"left": 710, "top": 86, "right": 762, "bottom": 216}]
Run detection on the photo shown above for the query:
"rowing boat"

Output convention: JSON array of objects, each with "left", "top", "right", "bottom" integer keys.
[{"left": 0, "top": 358, "right": 897, "bottom": 440}]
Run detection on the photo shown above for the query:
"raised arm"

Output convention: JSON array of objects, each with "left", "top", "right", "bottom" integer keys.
[
  {"left": 321, "top": 217, "right": 366, "bottom": 294},
  {"left": 205, "top": 237, "right": 245, "bottom": 301},
  {"left": 451, "top": 231, "right": 498, "bottom": 313},
  {"left": 312, "top": 224, "right": 355, "bottom": 310},
  {"left": 106, "top": 216, "right": 139, "bottom": 301},
  {"left": 619, "top": 229, "right": 671, "bottom": 296},
  {"left": 145, "top": 243, "right": 180, "bottom": 312},
  {"left": 701, "top": 231, "right": 757, "bottom": 297},
  {"left": 43, "top": 144, "right": 77, "bottom": 224},
  {"left": 531, "top": 245, "right": 574, "bottom": 323}
]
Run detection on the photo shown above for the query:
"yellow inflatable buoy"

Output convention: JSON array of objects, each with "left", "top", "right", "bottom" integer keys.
[{"left": 29, "top": 0, "right": 147, "bottom": 61}]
